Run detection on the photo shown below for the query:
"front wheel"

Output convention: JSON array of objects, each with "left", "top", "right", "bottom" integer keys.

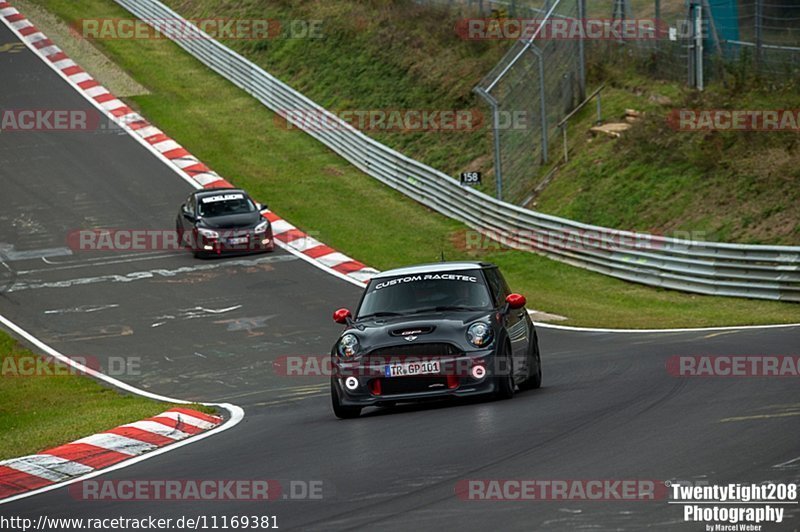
[
  {"left": 331, "top": 380, "right": 361, "bottom": 419},
  {"left": 519, "top": 332, "right": 542, "bottom": 391},
  {"left": 493, "top": 343, "right": 515, "bottom": 400}
]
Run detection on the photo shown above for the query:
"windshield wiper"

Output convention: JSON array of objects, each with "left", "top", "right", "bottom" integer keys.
[
  {"left": 358, "top": 311, "right": 403, "bottom": 320},
  {"left": 412, "top": 306, "right": 482, "bottom": 313}
]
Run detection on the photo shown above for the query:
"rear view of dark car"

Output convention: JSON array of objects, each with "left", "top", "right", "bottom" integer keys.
[
  {"left": 329, "top": 262, "right": 542, "bottom": 418},
  {"left": 176, "top": 189, "right": 274, "bottom": 258}
]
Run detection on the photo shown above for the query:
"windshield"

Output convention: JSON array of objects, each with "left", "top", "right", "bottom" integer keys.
[
  {"left": 358, "top": 270, "right": 493, "bottom": 318},
  {"left": 197, "top": 192, "right": 255, "bottom": 217}
]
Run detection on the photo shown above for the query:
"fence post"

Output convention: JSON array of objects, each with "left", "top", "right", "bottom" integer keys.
[
  {"left": 612, "top": 0, "right": 629, "bottom": 20},
  {"left": 755, "top": 0, "right": 764, "bottom": 70},
  {"left": 473, "top": 88, "right": 504, "bottom": 200},
  {"left": 687, "top": 2, "right": 693, "bottom": 86},
  {"left": 491, "top": 101, "right": 504, "bottom": 199},
  {"left": 530, "top": 46, "right": 549, "bottom": 164},
  {"left": 695, "top": 0, "right": 704, "bottom": 90},
  {"left": 577, "top": 0, "right": 586, "bottom": 100},
  {"left": 596, "top": 90, "right": 602, "bottom": 123}
]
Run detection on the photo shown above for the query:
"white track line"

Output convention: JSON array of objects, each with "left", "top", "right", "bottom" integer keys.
[
  {"left": 773, "top": 456, "right": 800, "bottom": 469},
  {"left": 533, "top": 320, "right": 800, "bottom": 334}
]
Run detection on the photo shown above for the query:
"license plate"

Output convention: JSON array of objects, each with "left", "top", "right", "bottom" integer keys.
[
  {"left": 385, "top": 361, "right": 441, "bottom": 378},
  {"left": 229, "top": 237, "right": 248, "bottom": 245}
]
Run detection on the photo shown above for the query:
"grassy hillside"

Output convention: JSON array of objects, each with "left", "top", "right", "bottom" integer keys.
[
  {"left": 167, "top": 0, "right": 505, "bottom": 184},
  {"left": 163, "top": 0, "right": 799, "bottom": 245}
]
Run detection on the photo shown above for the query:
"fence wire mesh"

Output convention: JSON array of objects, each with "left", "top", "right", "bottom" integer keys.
[
  {"left": 473, "top": 0, "right": 584, "bottom": 205},
  {"left": 417, "top": 0, "right": 800, "bottom": 203}
]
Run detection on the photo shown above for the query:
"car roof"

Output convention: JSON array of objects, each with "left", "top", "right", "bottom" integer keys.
[
  {"left": 193, "top": 188, "right": 247, "bottom": 199},
  {"left": 371, "top": 262, "right": 494, "bottom": 280}
]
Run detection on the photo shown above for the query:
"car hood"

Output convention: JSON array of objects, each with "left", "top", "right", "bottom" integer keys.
[
  {"left": 197, "top": 211, "right": 261, "bottom": 229},
  {"left": 339, "top": 311, "right": 497, "bottom": 355}
]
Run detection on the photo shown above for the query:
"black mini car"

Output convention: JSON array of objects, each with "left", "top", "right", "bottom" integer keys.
[
  {"left": 176, "top": 188, "right": 274, "bottom": 258},
  {"left": 330, "top": 262, "right": 542, "bottom": 418}
]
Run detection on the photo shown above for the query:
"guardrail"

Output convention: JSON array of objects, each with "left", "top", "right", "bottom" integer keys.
[{"left": 114, "top": 0, "right": 800, "bottom": 302}]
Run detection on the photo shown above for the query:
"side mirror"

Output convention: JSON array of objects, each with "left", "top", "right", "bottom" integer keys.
[
  {"left": 505, "top": 293, "right": 526, "bottom": 310},
  {"left": 181, "top": 205, "right": 194, "bottom": 220},
  {"left": 333, "top": 308, "right": 352, "bottom": 325},
  {"left": 256, "top": 202, "right": 267, "bottom": 211}
]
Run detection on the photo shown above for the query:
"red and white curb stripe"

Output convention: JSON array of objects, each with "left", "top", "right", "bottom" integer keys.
[
  {"left": 261, "top": 211, "right": 378, "bottom": 284},
  {"left": 0, "top": 408, "right": 221, "bottom": 500},
  {"left": 0, "top": 0, "right": 378, "bottom": 288}
]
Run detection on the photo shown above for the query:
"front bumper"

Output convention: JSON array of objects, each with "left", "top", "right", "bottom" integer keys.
[
  {"left": 196, "top": 230, "right": 275, "bottom": 255},
  {"left": 331, "top": 350, "right": 497, "bottom": 407}
]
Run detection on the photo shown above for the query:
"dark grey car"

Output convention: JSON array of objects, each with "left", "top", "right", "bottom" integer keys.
[
  {"left": 330, "top": 262, "right": 542, "bottom": 418},
  {"left": 175, "top": 188, "right": 274, "bottom": 258}
]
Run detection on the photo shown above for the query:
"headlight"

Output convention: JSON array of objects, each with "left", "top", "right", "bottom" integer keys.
[
  {"left": 337, "top": 333, "right": 360, "bottom": 358},
  {"left": 254, "top": 220, "right": 269, "bottom": 233},
  {"left": 467, "top": 322, "right": 493, "bottom": 348},
  {"left": 197, "top": 227, "right": 219, "bottom": 239}
]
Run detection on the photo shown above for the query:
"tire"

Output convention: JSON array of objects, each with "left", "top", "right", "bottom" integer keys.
[
  {"left": 176, "top": 223, "right": 197, "bottom": 255},
  {"left": 519, "top": 330, "right": 542, "bottom": 391},
  {"left": 493, "top": 342, "right": 515, "bottom": 400},
  {"left": 331, "top": 379, "right": 361, "bottom": 419},
  {"left": 176, "top": 222, "right": 188, "bottom": 249}
]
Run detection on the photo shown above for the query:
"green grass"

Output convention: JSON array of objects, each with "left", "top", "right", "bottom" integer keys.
[
  {"left": 0, "top": 330, "right": 214, "bottom": 460},
  {"left": 25, "top": 0, "right": 800, "bottom": 328},
  {"left": 534, "top": 66, "right": 800, "bottom": 245}
]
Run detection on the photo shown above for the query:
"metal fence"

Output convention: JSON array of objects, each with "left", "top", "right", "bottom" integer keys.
[
  {"left": 113, "top": 0, "right": 800, "bottom": 302},
  {"left": 421, "top": 0, "right": 800, "bottom": 79},
  {"left": 583, "top": 0, "right": 800, "bottom": 84},
  {"left": 473, "top": 0, "right": 585, "bottom": 205},
  {"left": 424, "top": 1, "right": 799, "bottom": 203},
  {"left": 709, "top": 0, "right": 800, "bottom": 76}
]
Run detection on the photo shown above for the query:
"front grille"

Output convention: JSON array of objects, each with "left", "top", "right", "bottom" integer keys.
[
  {"left": 367, "top": 343, "right": 460, "bottom": 359},
  {"left": 378, "top": 376, "right": 450, "bottom": 395}
]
